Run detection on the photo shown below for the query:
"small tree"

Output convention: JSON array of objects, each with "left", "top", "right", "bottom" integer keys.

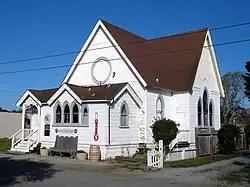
[
  {"left": 218, "top": 124, "right": 241, "bottom": 154},
  {"left": 221, "top": 71, "right": 245, "bottom": 124},
  {"left": 150, "top": 118, "right": 179, "bottom": 152}
]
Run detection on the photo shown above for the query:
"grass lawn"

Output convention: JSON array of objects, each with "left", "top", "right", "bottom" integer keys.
[
  {"left": 164, "top": 151, "right": 250, "bottom": 168},
  {"left": 0, "top": 138, "right": 11, "bottom": 151}
]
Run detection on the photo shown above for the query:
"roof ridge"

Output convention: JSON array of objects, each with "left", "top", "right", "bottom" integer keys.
[
  {"left": 29, "top": 87, "right": 58, "bottom": 92},
  {"left": 66, "top": 82, "right": 128, "bottom": 88},
  {"left": 100, "top": 19, "right": 146, "bottom": 40},
  {"left": 147, "top": 28, "right": 208, "bottom": 42}
]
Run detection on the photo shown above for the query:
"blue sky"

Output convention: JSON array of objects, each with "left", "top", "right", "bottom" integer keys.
[{"left": 0, "top": 0, "right": 250, "bottom": 110}]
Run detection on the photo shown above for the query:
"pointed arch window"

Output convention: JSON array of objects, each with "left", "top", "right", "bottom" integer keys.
[
  {"left": 64, "top": 104, "right": 70, "bottom": 123},
  {"left": 82, "top": 106, "right": 89, "bottom": 126},
  {"left": 209, "top": 101, "right": 213, "bottom": 126},
  {"left": 197, "top": 98, "right": 202, "bottom": 126},
  {"left": 203, "top": 90, "right": 208, "bottom": 126},
  {"left": 156, "top": 95, "right": 164, "bottom": 119},
  {"left": 72, "top": 104, "right": 79, "bottom": 123},
  {"left": 55, "top": 105, "right": 62, "bottom": 123},
  {"left": 120, "top": 102, "right": 129, "bottom": 127}
]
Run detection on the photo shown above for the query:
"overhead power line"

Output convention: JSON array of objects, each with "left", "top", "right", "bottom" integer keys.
[
  {"left": 0, "top": 37, "right": 250, "bottom": 75},
  {"left": 0, "top": 21, "right": 250, "bottom": 66}
]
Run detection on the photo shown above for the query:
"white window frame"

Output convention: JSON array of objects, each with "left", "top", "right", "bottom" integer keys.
[
  {"left": 54, "top": 102, "right": 62, "bottom": 124},
  {"left": 63, "top": 102, "right": 71, "bottom": 124},
  {"left": 156, "top": 95, "right": 164, "bottom": 119},
  {"left": 44, "top": 124, "right": 50, "bottom": 136},
  {"left": 71, "top": 102, "right": 80, "bottom": 124},
  {"left": 120, "top": 101, "right": 129, "bottom": 128},
  {"left": 82, "top": 105, "right": 89, "bottom": 127},
  {"left": 209, "top": 100, "right": 214, "bottom": 127}
]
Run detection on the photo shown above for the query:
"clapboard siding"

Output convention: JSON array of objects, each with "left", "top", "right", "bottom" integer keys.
[
  {"left": 110, "top": 91, "right": 141, "bottom": 145},
  {"left": 189, "top": 38, "right": 222, "bottom": 144}
]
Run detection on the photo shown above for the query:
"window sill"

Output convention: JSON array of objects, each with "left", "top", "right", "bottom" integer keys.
[
  {"left": 197, "top": 126, "right": 214, "bottom": 128},
  {"left": 119, "top": 126, "right": 130, "bottom": 129}
]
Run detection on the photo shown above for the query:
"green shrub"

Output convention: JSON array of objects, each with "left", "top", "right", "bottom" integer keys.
[
  {"left": 132, "top": 144, "right": 149, "bottom": 160},
  {"left": 0, "top": 138, "right": 11, "bottom": 151},
  {"left": 218, "top": 124, "right": 241, "bottom": 154},
  {"left": 150, "top": 118, "right": 179, "bottom": 152}
]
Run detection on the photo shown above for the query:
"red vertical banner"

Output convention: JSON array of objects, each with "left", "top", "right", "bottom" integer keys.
[{"left": 94, "top": 112, "right": 99, "bottom": 141}]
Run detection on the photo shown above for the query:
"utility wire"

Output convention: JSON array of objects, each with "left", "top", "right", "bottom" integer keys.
[
  {"left": 0, "top": 37, "right": 250, "bottom": 75},
  {"left": 0, "top": 21, "right": 250, "bottom": 66}
]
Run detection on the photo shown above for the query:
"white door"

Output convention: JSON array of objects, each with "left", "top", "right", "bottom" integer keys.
[{"left": 31, "top": 114, "right": 38, "bottom": 130}]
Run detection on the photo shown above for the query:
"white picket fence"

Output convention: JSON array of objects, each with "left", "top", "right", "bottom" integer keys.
[{"left": 147, "top": 140, "right": 164, "bottom": 168}]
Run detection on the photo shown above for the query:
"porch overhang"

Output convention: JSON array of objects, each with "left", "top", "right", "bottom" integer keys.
[{"left": 16, "top": 90, "right": 42, "bottom": 107}]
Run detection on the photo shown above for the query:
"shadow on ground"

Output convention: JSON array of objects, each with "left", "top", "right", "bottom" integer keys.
[{"left": 0, "top": 156, "right": 59, "bottom": 186}]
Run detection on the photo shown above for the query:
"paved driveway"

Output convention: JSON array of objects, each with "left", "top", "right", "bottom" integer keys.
[
  {"left": 0, "top": 152, "right": 205, "bottom": 187},
  {"left": 0, "top": 152, "right": 248, "bottom": 187}
]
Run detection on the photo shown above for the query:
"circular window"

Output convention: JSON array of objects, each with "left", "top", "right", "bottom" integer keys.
[{"left": 91, "top": 57, "right": 112, "bottom": 85}]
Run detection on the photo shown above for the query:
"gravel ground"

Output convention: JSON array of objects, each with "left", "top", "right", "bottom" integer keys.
[{"left": 0, "top": 152, "right": 249, "bottom": 187}]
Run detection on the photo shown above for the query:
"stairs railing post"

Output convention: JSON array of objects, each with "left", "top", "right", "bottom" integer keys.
[{"left": 11, "top": 136, "right": 14, "bottom": 149}]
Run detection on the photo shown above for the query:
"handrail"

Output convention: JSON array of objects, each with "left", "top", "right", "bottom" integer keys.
[
  {"left": 26, "top": 129, "right": 38, "bottom": 140},
  {"left": 169, "top": 130, "right": 189, "bottom": 150},
  {"left": 27, "top": 129, "right": 39, "bottom": 150},
  {"left": 9, "top": 129, "right": 22, "bottom": 139}
]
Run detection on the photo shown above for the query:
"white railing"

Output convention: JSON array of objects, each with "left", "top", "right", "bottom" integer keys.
[
  {"left": 24, "top": 129, "right": 33, "bottom": 140},
  {"left": 169, "top": 130, "right": 189, "bottom": 150},
  {"left": 26, "top": 129, "right": 39, "bottom": 150},
  {"left": 10, "top": 128, "right": 38, "bottom": 150},
  {"left": 147, "top": 140, "right": 164, "bottom": 168},
  {"left": 9, "top": 129, "right": 22, "bottom": 149}
]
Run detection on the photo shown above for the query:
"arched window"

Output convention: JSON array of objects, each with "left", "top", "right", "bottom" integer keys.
[
  {"left": 209, "top": 101, "right": 213, "bottom": 126},
  {"left": 156, "top": 95, "right": 164, "bottom": 119},
  {"left": 55, "top": 105, "right": 62, "bottom": 123},
  {"left": 64, "top": 104, "right": 70, "bottom": 123},
  {"left": 44, "top": 124, "right": 50, "bottom": 136},
  {"left": 72, "top": 104, "right": 79, "bottom": 123},
  {"left": 120, "top": 102, "right": 129, "bottom": 127},
  {"left": 197, "top": 98, "right": 202, "bottom": 126},
  {"left": 203, "top": 90, "right": 208, "bottom": 126},
  {"left": 82, "top": 106, "right": 89, "bottom": 126}
]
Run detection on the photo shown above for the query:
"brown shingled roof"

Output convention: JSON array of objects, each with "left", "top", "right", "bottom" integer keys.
[
  {"left": 67, "top": 83, "right": 126, "bottom": 100},
  {"left": 102, "top": 20, "right": 208, "bottom": 92},
  {"left": 29, "top": 88, "right": 58, "bottom": 103},
  {"left": 28, "top": 83, "right": 126, "bottom": 104}
]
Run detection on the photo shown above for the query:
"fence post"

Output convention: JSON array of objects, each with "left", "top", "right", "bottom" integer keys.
[
  {"left": 147, "top": 150, "right": 151, "bottom": 167},
  {"left": 159, "top": 140, "right": 163, "bottom": 168},
  {"left": 181, "top": 150, "right": 185, "bottom": 160}
]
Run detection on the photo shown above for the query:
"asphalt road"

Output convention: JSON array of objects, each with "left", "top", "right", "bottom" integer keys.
[{"left": 0, "top": 152, "right": 214, "bottom": 187}]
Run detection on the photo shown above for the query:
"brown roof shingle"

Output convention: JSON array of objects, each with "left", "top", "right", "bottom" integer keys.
[
  {"left": 67, "top": 83, "right": 126, "bottom": 100},
  {"left": 28, "top": 83, "right": 126, "bottom": 103},
  {"left": 29, "top": 88, "right": 58, "bottom": 103},
  {"left": 102, "top": 20, "right": 208, "bottom": 92}
]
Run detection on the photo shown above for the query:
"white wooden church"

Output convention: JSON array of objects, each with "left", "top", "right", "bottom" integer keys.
[{"left": 10, "top": 19, "right": 224, "bottom": 160}]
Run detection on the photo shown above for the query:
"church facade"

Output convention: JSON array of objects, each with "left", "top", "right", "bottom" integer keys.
[{"left": 11, "top": 19, "right": 224, "bottom": 160}]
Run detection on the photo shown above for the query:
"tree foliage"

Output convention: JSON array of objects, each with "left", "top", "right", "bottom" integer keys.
[
  {"left": 243, "top": 61, "right": 250, "bottom": 101},
  {"left": 242, "top": 61, "right": 250, "bottom": 148},
  {"left": 218, "top": 124, "right": 241, "bottom": 154},
  {"left": 221, "top": 71, "right": 245, "bottom": 124},
  {"left": 150, "top": 118, "right": 179, "bottom": 150}
]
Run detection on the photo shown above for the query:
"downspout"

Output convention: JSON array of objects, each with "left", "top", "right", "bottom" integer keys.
[
  {"left": 106, "top": 84, "right": 111, "bottom": 146},
  {"left": 108, "top": 101, "right": 111, "bottom": 145},
  {"left": 144, "top": 89, "right": 147, "bottom": 145}
]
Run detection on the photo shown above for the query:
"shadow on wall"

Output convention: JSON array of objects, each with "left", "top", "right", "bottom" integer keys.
[{"left": 0, "top": 156, "right": 59, "bottom": 186}]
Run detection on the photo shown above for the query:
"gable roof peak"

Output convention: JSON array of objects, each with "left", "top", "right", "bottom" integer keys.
[{"left": 100, "top": 19, "right": 146, "bottom": 40}]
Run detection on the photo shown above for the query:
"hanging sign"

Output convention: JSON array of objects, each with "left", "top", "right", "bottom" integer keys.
[
  {"left": 94, "top": 112, "right": 99, "bottom": 141},
  {"left": 55, "top": 128, "right": 77, "bottom": 135}
]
